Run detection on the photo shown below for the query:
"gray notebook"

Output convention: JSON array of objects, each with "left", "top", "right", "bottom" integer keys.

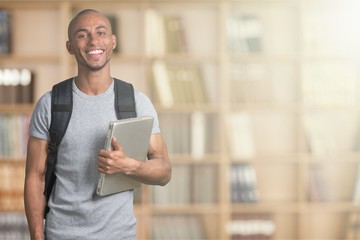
[{"left": 96, "top": 116, "right": 154, "bottom": 196}]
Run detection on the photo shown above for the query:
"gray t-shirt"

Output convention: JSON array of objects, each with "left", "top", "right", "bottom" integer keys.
[{"left": 29, "top": 79, "right": 160, "bottom": 240}]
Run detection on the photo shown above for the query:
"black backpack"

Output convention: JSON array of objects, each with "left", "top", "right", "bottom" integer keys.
[{"left": 43, "top": 78, "right": 136, "bottom": 218}]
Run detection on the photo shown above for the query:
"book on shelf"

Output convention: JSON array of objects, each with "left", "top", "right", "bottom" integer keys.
[
  {"left": 0, "top": 10, "right": 11, "bottom": 55},
  {"left": 159, "top": 113, "right": 216, "bottom": 157},
  {"left": 227, "top": 213, "right": 275, "bottom": 240},
  {"left": 301, "top": 62, "right": 358, "bottom": 107},
  {"left": 191, "top": 111, "right": 206, "bottom": 160},
  {"left": 352, "top": 163, "right": 360, "bottom": 204},
  {"left": 0, "top": 114, "right": 30, "bottom": 159},
  {"left": 193, "top": 164, "right": 217, "bottom": 203},
  {"left": 152, "top": 60, "right": 208, "bottom": 107},
  {"left": 227, "top": 14, "right": 263, "bottom": 54},
  {"left": 230, "top": 163, "right": 259, "bottom": 203},
  {"left": 0, "top": 212, "right": 30, "bottom": 239},
  {"left": 145, "top": 9, "right": 187, "bottom": 55},
  {"left": 226, "top": 112, "right": 256, "bottom": 160},
  {"left": 230, "top": 63, "right": 270, "bottom": 105},
  {"left": 0, "top": 162, "right": 25, "bottom": 211},
  {"left": 152, "top": 164, "right": 191, "bottom": 205},
  {"left": 163, "top": 15, "right": 187, "bottom": 53},
  {"left": 307, "top": 164, "right": 332, "bottom": 202},
  {"left": 151, "top": 215, "right": 205, "bottom": 239},
  {"left": 346, "top": 211, "right": 360, "bottom": 240},
  {"left": 152, "top": 164, "right": 217, "bottom": 205},
  {"left": 159, "top": 113, "right": 190, "bottom": 155},
  {"left": 0, "top": 68, "right": 34, "bottom": 104},
  {"left": 303, "top": 113, "right": 335, "bottom": 156}
]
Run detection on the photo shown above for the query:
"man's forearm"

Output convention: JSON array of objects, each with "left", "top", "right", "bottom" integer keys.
[{"left": 24, "top": 176, "right": 46, "bottom": 240}]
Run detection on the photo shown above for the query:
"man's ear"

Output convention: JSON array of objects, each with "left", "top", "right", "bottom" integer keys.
[
  {"left": 66, "top": 41, "right": 74, "bottom": 55},
  {"left": 112, "top": 35, "right": 117, "bottom": 51}
]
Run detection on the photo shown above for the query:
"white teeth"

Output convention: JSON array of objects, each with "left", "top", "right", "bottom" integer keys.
[{"left": 88, "top": 50, "right": 103, "bottom": 54}]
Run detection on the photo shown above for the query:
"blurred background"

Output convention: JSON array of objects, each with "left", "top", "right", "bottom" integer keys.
[{"left": 1, "top": 0, "right": 360, "bottom": 239}]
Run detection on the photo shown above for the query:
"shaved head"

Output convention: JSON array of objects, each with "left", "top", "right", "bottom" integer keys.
[{"left": 67, "top": 9, "right": 112, "bottom": 41}]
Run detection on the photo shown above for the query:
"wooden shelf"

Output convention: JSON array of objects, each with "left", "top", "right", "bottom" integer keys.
[{"left": 0, "top": 1, "right": 359, "bottom": 239}]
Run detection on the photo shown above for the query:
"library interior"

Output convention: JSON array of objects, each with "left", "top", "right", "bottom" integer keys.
[{"left": 1, "top": 0, "right": 360, "bottom": 239}]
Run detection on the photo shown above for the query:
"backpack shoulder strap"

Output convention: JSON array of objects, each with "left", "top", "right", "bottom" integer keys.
[
  {"left": 44, "top": 78, "right": 73, "bottom": 217},
  {"left": 114, "top": 78, "right": 137, "bottom": 119}
]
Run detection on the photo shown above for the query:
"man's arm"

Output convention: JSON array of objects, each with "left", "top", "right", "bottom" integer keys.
[
  {"left": 98, "top": 133, "right": 171, "bottom": 186},
  {"left": 24, "top": 136, "right": 48, "bottom": 240}
]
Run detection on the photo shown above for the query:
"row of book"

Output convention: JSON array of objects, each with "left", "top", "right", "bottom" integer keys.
[
  {"left": 145, "top": 10, "right": 187, "bottom": 56},
  {"left": 152, "top": 60, "right": 208, "bottom": 108},
  {"left": 151, "top": 215, "right": 205, "bottom": 239},
  {"left": 229, "top": 63, "right": 272, "bottom": 105},
  {"left": 0, "top": 68, "right": 34, "bottom": 104},
  {"left": 303, "top": 111, "right": 358, "bottom": 156},
  {"left": 227, "top": 213, "right": 275, "bottom": 240},
  {"left": 230, "top": 163, "right": 259, "bottom": 203},
  {"left": 0, "top": 8, "right": 265, "bottom": 57},
  {"left": 152, "top": 61, "right": 359, "bottom": 108},
  {"left": 0, "top": 114, "right": 30, "bottom": 159},
  {"left": 226, "top": 112, "right": 256, "bottom": 160},
  {"left": 159, "top": 112, "right": 218, "bottom": 158},
  {"left": 227, "top": 15, "right": 263, "bottom": 54},
  {"left": 0, "top": 213, "right": 29, "bottom": 240},
  {"left": 302, "top": 62, "right": 360, "bottom": 107},
  {"left": 301, "top": 4, "right": 358, "bottom": 58},
  {"left": 152, "top": 163, "right": 259, "bottom": 205},
  {"left": 152, "top": 164, "right": 217, "bottom": 205},
  {"left": 0, "top": 10, "right": 11, "bottom": 55},
  {"left": 346, "top": 211, "right": 360, "bottom": 240},
  {"left": 308, "top": 162, "right": 360, "bottom": 203},
  {"left": 227, "top": 110, "right": 359, "bottom": 159},
  {"left": 0, "top": 162, "right": 25, "bottom": 211},
  {"left": 307, "top": 164, "right": 332, "bottom": 202}
]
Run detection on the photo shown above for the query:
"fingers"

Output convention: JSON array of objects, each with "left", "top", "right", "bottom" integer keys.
[
  {"left": 97, "top": 155, "right": 110, "bottom": 174},
  {"left": 111, "top": 137, "right": 123, "bottom": 151},
  {"left": 97, "top": 138, "right": 125, "bottom": 174}
]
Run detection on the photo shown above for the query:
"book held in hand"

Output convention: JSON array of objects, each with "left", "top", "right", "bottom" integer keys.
[{"left": 96, "top": 116, "right": 154, "bottom": 196}]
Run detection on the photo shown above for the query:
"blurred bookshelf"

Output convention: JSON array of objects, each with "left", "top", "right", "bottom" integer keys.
[{"left": 1, "top": 0, "right": 360, "bottom": 239}]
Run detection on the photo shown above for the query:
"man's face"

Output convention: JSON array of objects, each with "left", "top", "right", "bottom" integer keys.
[{"left": 67, "top": 12, "right": 116, "bottom": 71}]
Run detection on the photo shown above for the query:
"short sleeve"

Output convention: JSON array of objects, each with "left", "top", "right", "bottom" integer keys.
[
  {"left": 28, "top": 92, "right": 52, "bottom": 140},
  {"left": 134, "top": 91, "right": 160, "bottom": 134}
]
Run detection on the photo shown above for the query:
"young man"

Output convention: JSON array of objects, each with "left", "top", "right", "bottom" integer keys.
[{"left": 24, "top": 9, "right": 171, "bottom": 240}]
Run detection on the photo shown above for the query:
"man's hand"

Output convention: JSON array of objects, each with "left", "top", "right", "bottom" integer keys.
[{"left": 97, "top": 138, "right": 139, "bottom": 175}]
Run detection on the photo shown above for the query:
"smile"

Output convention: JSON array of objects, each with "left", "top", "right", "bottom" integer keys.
[{"left": 87, "top": 49, "right": 104, "bottom": 55}]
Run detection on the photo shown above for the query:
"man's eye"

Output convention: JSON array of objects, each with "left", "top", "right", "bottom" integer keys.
[
  {"left": 78, "top": 34, "right": 88, "bottom": 39},
  {"left": 98, "top": 32, "right": 105, "bottom": 36}
]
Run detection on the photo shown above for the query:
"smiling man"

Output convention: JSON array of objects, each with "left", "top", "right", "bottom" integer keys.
[{"left": 24, "top": 9, "right": 171, "bottom": 240}]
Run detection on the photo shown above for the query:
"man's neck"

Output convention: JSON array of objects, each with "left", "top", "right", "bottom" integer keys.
[{"left": 75, "top": 72, "right": 113, "bottom": 96}]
